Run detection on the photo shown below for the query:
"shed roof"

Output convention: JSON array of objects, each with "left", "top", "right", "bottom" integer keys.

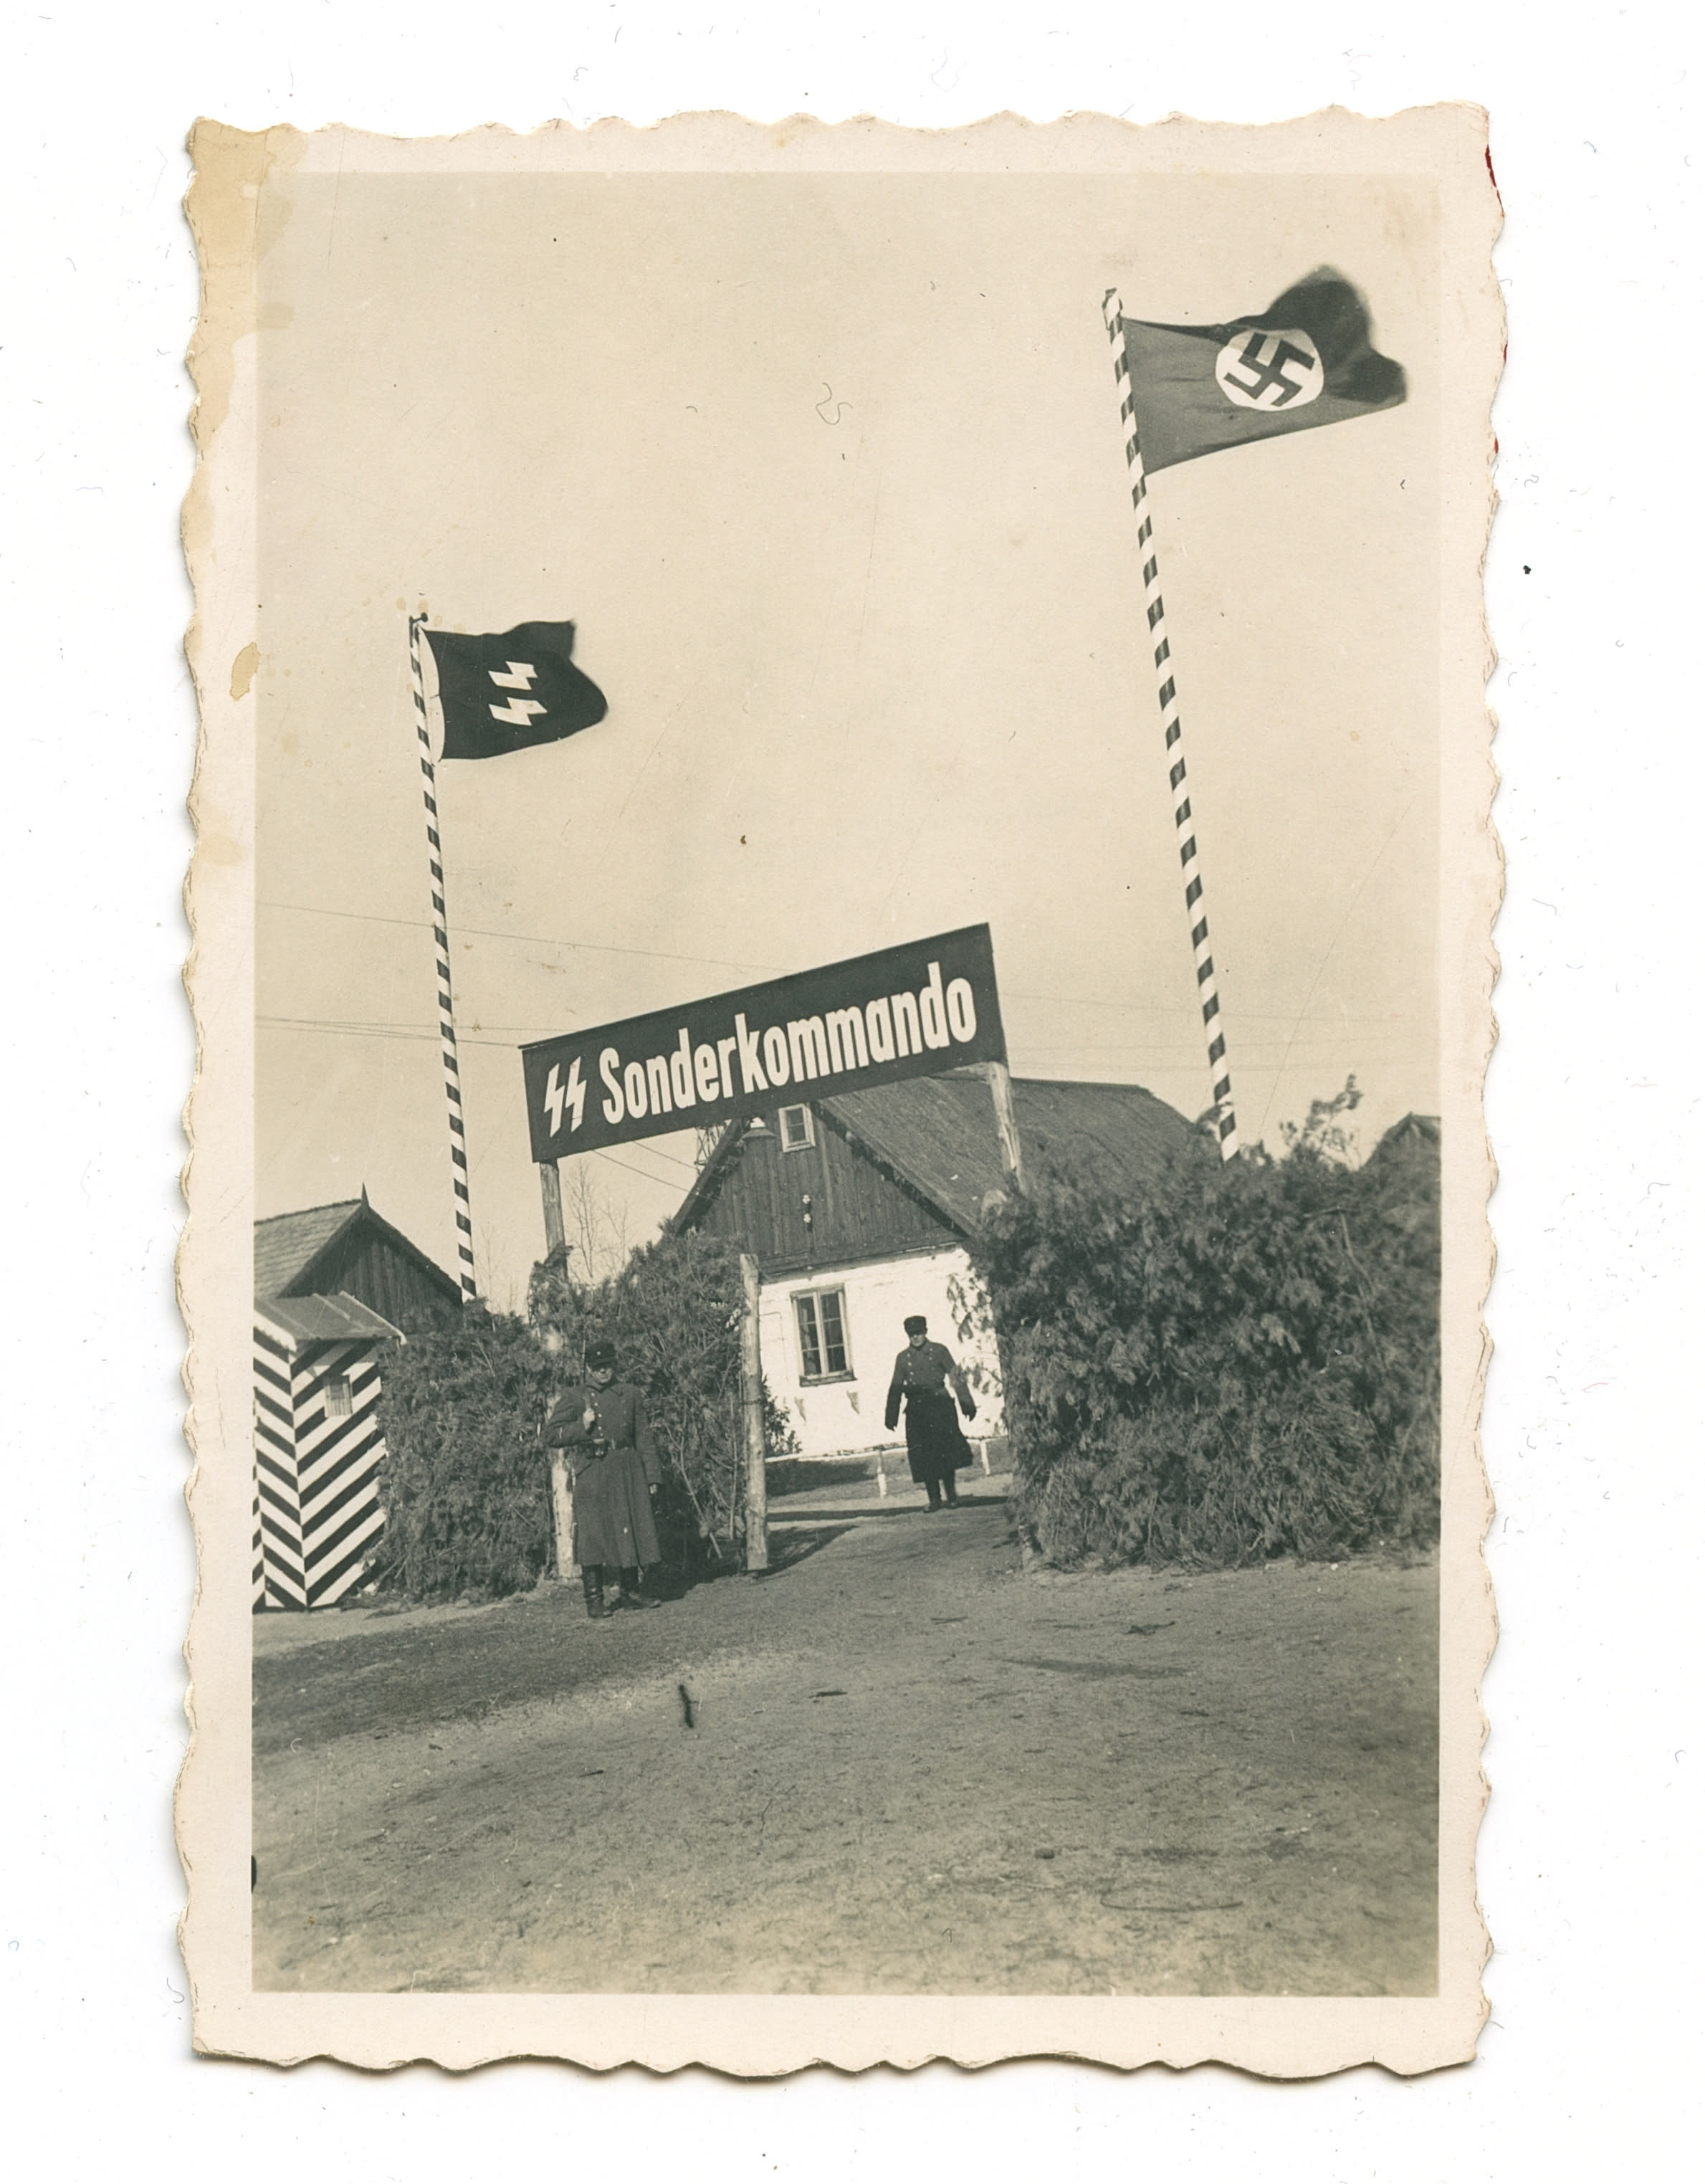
[
  {"left": 257, "top": 1292, "right": 406, "bottom": 1348},
  {"left": 674, "top": 1070, "right": 1200, "bottom": 1239}
]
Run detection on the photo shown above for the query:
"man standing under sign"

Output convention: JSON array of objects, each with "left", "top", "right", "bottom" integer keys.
[
  {"left": 545, "top": 1340, "right": 664, "bottom": 1617},
  {"left": 884, "top": 1315, "right": 978, "bottom": 1512}
]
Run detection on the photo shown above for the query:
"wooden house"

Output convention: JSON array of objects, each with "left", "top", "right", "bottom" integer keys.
[
  {"left": 252, "top": 1193, "right": 463, "bottom": 1609},
  {"left": 673, "top": 1069, "right": 1195, "bottom": 1466}
]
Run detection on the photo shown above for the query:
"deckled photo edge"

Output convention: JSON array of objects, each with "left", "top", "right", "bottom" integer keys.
[{"left": 178, "top": 104, "right": 1502, "bottom": 2076}]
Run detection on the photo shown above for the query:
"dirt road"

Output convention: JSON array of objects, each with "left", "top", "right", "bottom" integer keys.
[{"left": 252, "top": 1483, "right": 1437, "bottom": 1995}]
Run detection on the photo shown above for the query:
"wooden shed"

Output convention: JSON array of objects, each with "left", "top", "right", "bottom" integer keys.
[{"left": 252, "top": 1193, "right": 463, "bottom": 1609}]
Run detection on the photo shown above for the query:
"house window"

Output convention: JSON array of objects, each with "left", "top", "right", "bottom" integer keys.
[
  {"left": 778, "top": 1103, "right": 815, "bottom": 1151},
  {"left": 794, "top": 1287, "right": 851, "bottom": 1381},
  {"left": 324, "top": 1374, "right": 354, "bottom": 1419}
]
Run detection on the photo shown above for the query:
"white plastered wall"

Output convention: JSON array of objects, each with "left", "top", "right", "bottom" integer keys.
[{"left": 757, "top": 1246, "right": 1006, "bottom": 1462}]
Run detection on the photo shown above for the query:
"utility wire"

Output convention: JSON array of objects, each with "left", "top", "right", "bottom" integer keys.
[
  {"left": 260, "top": 900, "right": 1422, "bottom": 1030},
  {"left": 259, "top": 898, "right": 785, "bottom": 981},
  {"left": 259, "top": 1016, "right": 544, "bottom": 1052}
]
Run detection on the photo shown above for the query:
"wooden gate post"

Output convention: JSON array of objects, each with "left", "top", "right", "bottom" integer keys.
[
  {"left": 739, "top": 1251, "right": 769, "bottom": 1573},
  {"left": 549, "top": 1451, "right": 577, "bottom": 1580}
]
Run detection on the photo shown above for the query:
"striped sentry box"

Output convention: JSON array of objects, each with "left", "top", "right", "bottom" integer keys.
[
  {"left": 252, "top": 1317, "right": 390, "bottom": 1608},
  {"left": 409, "top": 614, "right": 479, "bottom": 1300},
  {"left": 1102, "top": 290, "right": 1240, "bottom": 1159}
]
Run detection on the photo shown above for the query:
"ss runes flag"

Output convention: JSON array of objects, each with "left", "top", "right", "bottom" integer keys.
[{"left": 423, "top": 620, "right": 608, "bottom": 761}]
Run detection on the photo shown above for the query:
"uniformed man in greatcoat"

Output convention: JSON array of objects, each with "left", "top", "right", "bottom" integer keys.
[
  {"left": 544, "top": 1339, "right": 664, "bottom": 1618},
  {"left": 884, "top": 1314, "right": 978, "bottom": 1510}
]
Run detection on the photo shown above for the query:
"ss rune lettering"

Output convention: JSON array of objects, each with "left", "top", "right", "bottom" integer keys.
[
  {"left": 543, "top": 1055, "right": 586, "bottom": 1136},
  {"left": 1213, "top": 327, "right": 1324, "bottom": 411},
  {"left": 487, "top": 660, "right": 546, "bottom": 726}
]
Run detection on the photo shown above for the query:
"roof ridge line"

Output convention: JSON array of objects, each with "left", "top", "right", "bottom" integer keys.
[{"left": 254, "top": 1197, "right": 363, "bottom": 1227}]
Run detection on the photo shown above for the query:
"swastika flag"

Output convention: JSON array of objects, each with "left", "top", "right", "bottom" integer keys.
[
  {"left": 422, "top": 621, "right": 607, "bottom": 761},
  {"left": 1118, "top": 267, "right": 1406, "bottom": 473}
]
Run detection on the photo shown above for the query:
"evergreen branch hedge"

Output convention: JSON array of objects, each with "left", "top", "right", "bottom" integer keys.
[
  {"left": 963, "top": 1085, "right": 1440, "bottom": 1569},
  {"left": 366, "top": 1309, "right": 556, "bottom": 1603},
  {"left": 370, "top": 1230, "right": 795, "bottom": 1604}
]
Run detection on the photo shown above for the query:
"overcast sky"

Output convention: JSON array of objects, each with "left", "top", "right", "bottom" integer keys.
[{"left": 255, "top": 163, "right": 1439, "bottom": 1308}]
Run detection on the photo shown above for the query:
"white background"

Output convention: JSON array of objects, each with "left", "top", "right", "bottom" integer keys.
[{"left": 3, "top": 4, "right": 1698, "bottom": 2175}]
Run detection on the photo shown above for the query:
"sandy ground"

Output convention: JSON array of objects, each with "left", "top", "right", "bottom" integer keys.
[{"left": 252, "top": 1482, "right": 1438, "bottom": 1995}]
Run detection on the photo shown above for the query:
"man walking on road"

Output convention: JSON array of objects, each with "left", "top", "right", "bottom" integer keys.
[
  {"left": 545, "top": 1340, "right": 664, "bottom": 1618},
  {"left": 884, "top": 1315, "right": 978, "bottom": 1511}
]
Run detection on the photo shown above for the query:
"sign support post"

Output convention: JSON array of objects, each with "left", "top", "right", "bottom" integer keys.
[
  {"left": 985, "top": 1059, "right": 1024, "bottom": 1190},
  {"left": 538, "top": 1159, "right": 566, "bottom": 1256},
  {"left": 739, "top": 1251, "right": 769, "bottom": 1574}
]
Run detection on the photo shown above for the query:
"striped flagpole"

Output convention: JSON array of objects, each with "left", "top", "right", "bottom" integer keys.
[
  {"left": 409, "top": 613, "right": 479, "bottom": 1301},
  {"left": 1102, "top": 290, "right": 1240, "bottom": 1159}
]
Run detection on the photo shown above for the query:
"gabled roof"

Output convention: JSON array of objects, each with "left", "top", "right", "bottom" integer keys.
[
  {"left": 257, "top": 1291, "right": 406, "bottom": 1348},
  {"left": 254, "top": 1195, "right": 462, "bottom": 1305},
  {"left": 254, "top": 1201, "right": 364, "bottom": 1297},
  {"left": 674, "top": 1071, "right": 1199, "bottom": 1238},
  {"left": 826, "top": 1073, "right": 1199, "bottom": 1231}
]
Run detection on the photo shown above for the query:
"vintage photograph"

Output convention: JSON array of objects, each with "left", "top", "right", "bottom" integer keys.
[{"left": 180, "top": 110, "right": 1500, "bottom": 2071}]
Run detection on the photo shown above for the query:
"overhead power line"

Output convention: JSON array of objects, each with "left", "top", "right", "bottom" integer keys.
[
  {"left": 258, "top": 1014, "right": 554, "bottom": 1052},
  {"left": 259, "top": 898, "right": 785, "bottom": 981},
  {"left": 260, "top": 900, "right": 1424, "bottom": 1032}
]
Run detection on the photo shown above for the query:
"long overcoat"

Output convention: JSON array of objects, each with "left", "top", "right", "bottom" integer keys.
[
  {"left": 883, "top": 1340, "right": 977, "bottom": 1483},
  {"left": 545, "top": 1380, "right": 662, "bottom": 1569}
]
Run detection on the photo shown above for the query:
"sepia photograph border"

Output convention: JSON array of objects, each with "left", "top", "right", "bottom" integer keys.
[{"left": 178, "top": 103, "right": 1501, "bottom": 2075}]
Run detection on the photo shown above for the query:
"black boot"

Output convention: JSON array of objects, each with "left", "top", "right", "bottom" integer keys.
[
  {"left": 581, "top": 1566, "right": 611, "bottom": 1620},
  {"left": 945, "top": 1479, "right": 960, "bottom": 1507},
  {"left": 615, "top": 1565, "right": 661, "bottom": 1609},
  {"left": 925, "top": 1482, "right": 942, "bottom": 1512}
]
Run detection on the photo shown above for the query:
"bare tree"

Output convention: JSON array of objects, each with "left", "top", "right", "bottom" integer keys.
[{"left": 563, "top": 1160, "right": 631, "bottom": 1284}]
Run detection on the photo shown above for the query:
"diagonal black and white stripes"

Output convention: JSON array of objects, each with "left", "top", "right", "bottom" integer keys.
[
  {"left": 1102, "top": 291, "right": 1239, "bottom": 1158},
  {"left": 409, "top": 614, "right": 479, "bottom": 1299},
  {"left": 252, "top": 1322, "right": 390, "bottom": 1608}
]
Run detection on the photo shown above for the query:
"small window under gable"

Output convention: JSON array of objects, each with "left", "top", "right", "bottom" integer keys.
[
  {"left": 324, "top": 1374, "right": 354, "bottom": 1419},
  {"left": 778, "top": 1104, "right": 815, "bottom": 1151}
]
